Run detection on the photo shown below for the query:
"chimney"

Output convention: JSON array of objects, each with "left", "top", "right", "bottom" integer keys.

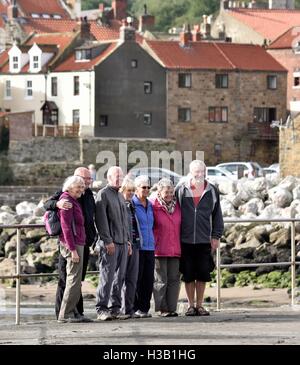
[
  {"left": 179, "top": 24, "right": 192, "bottom": 47},
  {"left": 120, "top": 18, "right": 136, "bottom": 42},
  {"left": 201, "top": 15, "right": 211, "bottom": 39},
  {"left": 79, "top": 17, "right": 92, "bottom": 39},
  {"left": 112, "top": 0, "right": 127, "bottom": 21},
  {"left": 192, "top": 25, "right": 201, "bottom": 41},
  {"left": 138, "top": 4, "right": 155, "bottom": 32},
  {"left": 7, "top": 0, "right": 18, "bottom": 20}
]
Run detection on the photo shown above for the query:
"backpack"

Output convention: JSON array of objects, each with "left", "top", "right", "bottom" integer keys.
[{"left": 44, "top": 210, "right": 61, "bottom": 236}]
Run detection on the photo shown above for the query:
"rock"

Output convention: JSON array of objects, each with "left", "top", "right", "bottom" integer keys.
[
  {"left": 269, "top": 228, "right": 291, "bottom": 248},
  {"left": 40, "top": 238, "right": 58, "bottom": 254},
  {"left": 231, "top": 246, "right": 255, "bottom": 259},
  {"left": 268, "top": 187, "right": 293, "bottom": 208},
  {"left": 239, "top": 236, "right": 261, "bottom": 249},
  {"left": 15, "top": 201, "right": 38, "bottom": 216},
  {"left": 25, "top": 228, "right": 47, "bottom": 242},
  {"left": 278, "top": 176, "right": 299, "bottom": 192},
  {"left": 292, "top": 185, "right": 300, "bottom": 200},
  {"left": 239, "top": 198, "right": 265, "bottom": 215},
  {"left": 218, "top": 180, "right": 237, "bottom": 195},
  {"left": 220, "top": 199, "right": 237, "bottom": 217},
  {"left": 0, "top": 258, "right": 15, "bottom": 276},
  {"left": 4, "top": 235, "right": 27, "bottom": 256},
  {"left": 33, "top": 207, "right": 45, "bottom": 217},
  {"left": 0, "top": 205, "right": 15, "bottom": 214},
  {"left": 259, "top": 204, "right": 283, "bottom": 219},
  {"left": 246, "top": 225, "right": 268, "bottom": 243},
  {"left": 0, "top": 212, "right": 17, "bottom": 225}
]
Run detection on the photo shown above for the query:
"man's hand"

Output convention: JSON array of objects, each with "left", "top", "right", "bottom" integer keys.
[
  {"left": 106, "top": 242, "right": 115, "bottom": 256},
  {"left": 128, "top": 242, "right": 132, "bottom": 256},
  {"left": 211, "top": 238, "right": 220, "bottom": 252},
  {"left": 71, "top": 250, "right": 80, "bottom": 263},
  {"left": 57, "top": 199, "right": 73, "bottom": 210}
]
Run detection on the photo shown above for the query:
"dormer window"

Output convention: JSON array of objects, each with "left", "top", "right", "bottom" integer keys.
[
  {"left": 75, "top": 49, "right": 92, "bottom": 61},
  {"left": 33, "top": 56, "right": 39, "bottom": 69},
  {"left": 53, "top": 14, "right": 62, "bottom": 19},
  {"left": 28, "top": 43, "right": 42, "bottom": 73},
  {"left": 31, "top": 13, "right": 39, "bottom": 18},
  {"left": 42, "top": 14, "right": 51, "bottom": 19},
  {"left": 12, "top": 56, "right": 19, "bottom": 69}
]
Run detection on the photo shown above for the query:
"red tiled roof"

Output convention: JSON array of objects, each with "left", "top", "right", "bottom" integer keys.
[
  {"left": 17, "top": 0, "right": 69, "bottom": 18},
  {"left": 145, "top": 40, "right": 287, "bottom": 72},
  {"left": 54, "top": 42, "right": 119, "bottom": 72},
  {"left": 268, "top": 27, "right": 300, "bottom": 49},
  {"left": 227, "top": 9, "right": 300, "bottom": 41},
  {"left": 0, "top": 50, "right": 8, "bottom": 66},
  {"left": 22, "top": 18, "right": 78, "bottom": 34},
  {"left": 25, "top": 32, "right": 75, "bottom": 51}
]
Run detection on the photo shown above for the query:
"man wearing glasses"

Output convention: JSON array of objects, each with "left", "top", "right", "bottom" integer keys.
[{"left": 44, "top": 167, "right": 96, "bottom": 322}]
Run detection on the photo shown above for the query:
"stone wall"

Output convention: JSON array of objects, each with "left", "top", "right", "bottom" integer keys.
[
  {"left": 167, "top": 70, "right": 287, "bottom": 166},
  {"left": 280, "top": 114, "right": 300, "bottom": 177},
  {"left": 8, "top": 111, "right": 33, "bottom": 141}
]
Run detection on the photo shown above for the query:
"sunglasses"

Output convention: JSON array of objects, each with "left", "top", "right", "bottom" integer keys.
[{"left": 141, "top": 186, "right": 150, "bottom": 189}]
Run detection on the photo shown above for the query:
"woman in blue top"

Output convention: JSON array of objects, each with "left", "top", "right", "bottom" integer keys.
[{"left": 132, "top": 175, "right": 155, "bottom": 318}]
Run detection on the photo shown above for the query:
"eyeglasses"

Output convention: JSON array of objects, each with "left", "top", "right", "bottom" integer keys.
[{"left": 141, "top": 186, "right": 150, "bottom": 190}]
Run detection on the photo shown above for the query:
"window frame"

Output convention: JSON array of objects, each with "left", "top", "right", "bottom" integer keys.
[
  {"left": 73, "top": 75, "right": 80, "bottom": 96},
  {"left": 267, "top": 75, "right": 277, "bottom": 90},
  {"left": 178, "top": 107, "right": 191, "bottom": 123},
  {"left": 209, "top": 106, "right": 228, "bottom": 123},
  {"left": 144, "top": 81, "right": 152, "bottom": 94},
  {"left": 51, "top": 76, "right": 57, "bottom": 97},
  {"left": 216, "top": 74, "right": 228, "bottom": 88},
  {"left": 4, "top": 80, "right": 12, "bottom": 99},
  {"left": 25, "top": 80, "right": 33, "bottom": 98},
  {"left": 253, "top": 107, "right": 277, "bottom": 123},
  {"left": 143, "top": 112, "right": 152, "bottom": 126},
  {"left": 72, "top": 109, "right": 80, "bottom": 124},
  {"left": 99, "top": 115, "right": 108, "bottom": 127},
  {"left": 178, "top": 73, "right": 192, "bottom": 88}
]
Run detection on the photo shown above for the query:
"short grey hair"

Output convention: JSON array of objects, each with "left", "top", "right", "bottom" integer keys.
[
  {"left": 120, "top": 177, "right": 135, "bottom": 193},
  {"left": 62, "top": 176, "right": 85, "bottom": 192},
  {"left": 157, "top": 178, "right": 174, "bottom": 192},
  {"left": 189, "top": 160, "right": 206, "bottom": 172},
  {"left": 134, "top": 175, "right": 149, "bottom": 187},
  {"left": 107, "top": 166, "right": 123, "bottom": 179}
]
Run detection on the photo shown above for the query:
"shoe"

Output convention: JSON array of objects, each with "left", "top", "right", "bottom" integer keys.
[
  {"left": 57, "top": 317, "right": 82, "bottom": 323},
  {"left": 96, "top": 310, "right": 113, "bottom": 321},
  {"left": 196, "top": 306, "right": 210, "bottom": 316},
  {"left": 130, "top": 313, "right": 140, "bottom": 319},
  {"left": 169, "top": 311, "right": 178, "bottom": 317},
  {"left": 134, "top": 310, "right": 152, "bottom": 318},
  {"left": 159, "top": 312, "right": 171, "bottom": 317},
  {"left": 116, "top": 313, "right": 131, "bottom": 320},
  {"left": 185, "top": 306, "right": 198, "bottom": 316}
]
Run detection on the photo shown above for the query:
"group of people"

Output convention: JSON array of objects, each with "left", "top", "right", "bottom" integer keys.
[{"left": 44, "top": 160, "right": 224, "bottom": 323}]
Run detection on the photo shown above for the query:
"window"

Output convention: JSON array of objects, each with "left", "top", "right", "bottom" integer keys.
[
  {"left": 267, "top": 75, "right": 277, "bottom": 90},
  {"left": 73, "top": 109, "right": 80, "bottom": 124},
  {"left": 214, "top": 144, "right": 222, "bottom": 158},
  {"left": 73, "top": 76, "right": 79, "bottom": 95},
  {"left": 5, "top": 80, "right": 11, "bottom": 98},
  {"left": 144, "top": 113, "right": 152, "bottom": 125},
  {"left": 33, "top": 55, "right": 39, "bottom": 69},
  {"left": 75, "top": 49, "right": 92, "bottom": 61},
  {"left": 42, "top": 14, "right": 51, "bottom": 19},
  {"left": 99, "top": 115, "right": 108, "bottom": 127},
  {"left": 31, "top": 13, "right": 39, "bottom": 18},
  {"left": 294, "top": 76, "right": 300, "bottom": 87},
  {"left": 26, "top": 80, "right": 33, "bottom": 97},
  {"left": 144, "top": 81, "right": 152, "bottom": 94},
  {"left": 253, "top": 107, "right": 276, "bottom": 123},
  {"left": 209, "top": 107, "right": 228, "bottom": 123},
  {"left": 53, "top": 14, "right": 62, "bottom": 19},
  {"left": 51, "top": 77, "right": 57, "bottom": 96},
  {"left": 216, "top": 74, "right": 228, "bottom": 88},
  {"left": 131, "top": 59, "right": 138, "bottom": 68},
  {"left": 12, "top": 56, "right": 18, "bottom": 69},
  {"left": 178, "top": 73, "right": 192, "bottom": 88},
  {"left": 178, "top": 107, "right": 191, "bottom": 122}
]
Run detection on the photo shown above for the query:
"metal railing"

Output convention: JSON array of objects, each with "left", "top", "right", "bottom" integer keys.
[{"left": 0, "top": 218, "right": 300, "bottom": 324}]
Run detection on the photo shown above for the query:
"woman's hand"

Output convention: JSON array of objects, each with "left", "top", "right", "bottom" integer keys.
[{"left": 71, "top": 250, "right": 80, "bottom": 263}]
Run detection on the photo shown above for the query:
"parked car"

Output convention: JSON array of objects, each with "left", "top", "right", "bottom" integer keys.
[
  {"left": 263, "top": 167, "right": 279, "bottom": 176},
  {"left": 206, "top": 166, "right": 236, "bottom": 185},
  {"left": 216, "top": 162, "right": 264, "bottom": 179},
  {"left": 127, "top": 167, "right": 182, "bottom": 186},
  {"left": 268, "top": 163, "right": 280, "bottom": 173}
]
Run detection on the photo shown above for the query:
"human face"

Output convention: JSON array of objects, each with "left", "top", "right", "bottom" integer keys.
[
  {"left": 68, "top": 183, "right": 85, "bottom": 199},
  {"left": 190, "top": 165, "right": 206, "bottom": 185},
  {"left": 136, "top": 184, "right": 150, "bottom": 199},
  {"left": 108, "top": 168, "right": 124, "bottom": 189},
  {"left": 76, "top": 171, "right": 92, "bottom": 189},
  {"left": 160, "top": 186, "right": 174, "bottom": 203},
  {"left": 123, "top": 187, "right": 135, "bottom": 201}
]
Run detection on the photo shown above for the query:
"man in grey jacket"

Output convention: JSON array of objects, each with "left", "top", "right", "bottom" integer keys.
[
  {"left": 176, "top": 160, "right": 224, "bottom": 316},
  {"left": 95, "top": 166, "right": 131, "bottom": 320}
]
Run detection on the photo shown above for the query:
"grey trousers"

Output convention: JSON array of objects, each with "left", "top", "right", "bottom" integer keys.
[
  {"left": 58, "top": 244, "right": 84, "bottom": 320},
  {"left": 96, "top": 242, "right": 128, "bottom": 313},
  {"left": 153, "top": 257, "right": 181, "bottom": 313},
  {"left": 121, "top": 246, "right": 139, "bottom": 315}
]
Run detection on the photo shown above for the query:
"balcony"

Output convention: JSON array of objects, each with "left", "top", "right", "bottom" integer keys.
[{"left": 248, "top": 122, "right": 278, "bottom": 141}]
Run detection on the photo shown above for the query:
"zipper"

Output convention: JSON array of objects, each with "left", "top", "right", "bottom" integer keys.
[{"left": 193, "top": 207, "right": 197, "bottom": 244}]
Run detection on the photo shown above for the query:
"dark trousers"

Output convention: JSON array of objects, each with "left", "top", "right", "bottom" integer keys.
[
  {"left": 55, "top": 244, "right": 90, "bottom": 319},
  {"left": 134, "top": 250, "right": 155, "bottom": 313}
]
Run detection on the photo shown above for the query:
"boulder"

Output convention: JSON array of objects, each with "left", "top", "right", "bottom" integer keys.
[
  {"left": 15, "top": 201, "right": 37, "bottom": 216},
  {"left": 268, "top": 187, "right": 293, "bottom": 208},
  {"left": 0, "top": 212, "right": 17, "bottom": 225},
  {"left": 239, "top": 198, "right": 265, "bottom": 215},
  {"left": 0, "top": 258, "right": 15, "bottom": 276},
  {"left": 40, "top": 238, "right": 58, "bottom": 254},
  {"left": 4, "top": 235, "right": 27, "bottom": 256},
  {"left": 292, "top": 185, "right": 300, "bottom": 200},
  {"left": 218, "top": 180, "right": 237, "bottom": 195},
  {"left": 278, "top": 176, "right": 299, "bottom": 192}
]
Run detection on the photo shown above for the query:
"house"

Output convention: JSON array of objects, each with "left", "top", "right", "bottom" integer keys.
[
  {"left": 267, "top": 27, "right": 300, "bottom": 113},
  {"left": 211, "top": 0, "right": 300, "bottom": 45}
]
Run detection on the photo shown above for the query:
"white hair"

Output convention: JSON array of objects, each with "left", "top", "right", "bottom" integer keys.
[
  {"left": 189, "top": 160, "right": 206, "bottom": 172},
  {"left": 134, "top": 175, "right": 149, "bottom": 187},
  {"left": 119, "top": 177, "right": 135, "bottom": 193},
  {"left": 157, "top": 178, "right": 174, "bottom": 192},
  {"left": 62, "top": 176, "right": 85, "bottom": 192},
  {"left": 107, "top": 166, "right": 122, "bottom": 179}
]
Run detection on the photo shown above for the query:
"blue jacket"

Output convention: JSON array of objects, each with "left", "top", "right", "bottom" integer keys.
[{"left": 132, "top": 195, "right": 155, "bottom": 251}]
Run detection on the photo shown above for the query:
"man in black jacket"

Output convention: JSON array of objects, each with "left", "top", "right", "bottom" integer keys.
[{"left": 44, "top": 167, "right": 97, "bottom": 321}]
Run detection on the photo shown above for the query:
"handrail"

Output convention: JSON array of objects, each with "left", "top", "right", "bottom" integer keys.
[{"left": 0, "top": 218, "right": 299, "bottom": 324}]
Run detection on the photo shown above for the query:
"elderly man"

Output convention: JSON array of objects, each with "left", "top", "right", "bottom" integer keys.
[
  {"left": 95, "top": 166, "right": 131, "bottom": 321},
  {"left": 44, "top": 167, "right": 96, "bottom": 322},
  {"left": 176, "top": 160, "right": 224, "bottom": 316}
]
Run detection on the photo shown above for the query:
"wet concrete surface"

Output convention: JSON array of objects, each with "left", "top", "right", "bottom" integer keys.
[{"left": 1, "top": 305, "right": 300, "bottom": 345}]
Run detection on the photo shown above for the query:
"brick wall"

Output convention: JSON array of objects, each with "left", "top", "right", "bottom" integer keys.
[
  {"left": 167, "top": 70, "right": 286, "bottom": 166},
  {"left": 8, "top": 111, "right": 33, "bottom": 141}
]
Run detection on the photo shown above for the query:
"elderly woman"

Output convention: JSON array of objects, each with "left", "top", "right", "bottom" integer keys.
[
  {"left": 119, "top": 178, "right": 141, "bottom": 318},
  {"left": 57, "top": 175, "right": 86, "bottom": 323},
  {"left": 150, "top": 178, "right": 181, "bottom": 317},
  {"left": 133, "top": 175, "right": 155, "bottom": 318}
]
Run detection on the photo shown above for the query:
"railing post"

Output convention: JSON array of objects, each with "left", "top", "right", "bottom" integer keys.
[
  {"left": 291, "top": 221, "right": 296, "bottom": 307},
  {"left": 216, "top": 246, "right": 221, "bottom": 311},
  {"left": 16, "top": 228, "right": 21, "bottom": 325}
]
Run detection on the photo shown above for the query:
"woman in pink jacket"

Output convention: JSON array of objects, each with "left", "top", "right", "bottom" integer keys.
[{"left": 150, "top": 178, "right": 181, "bottom": 317}]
